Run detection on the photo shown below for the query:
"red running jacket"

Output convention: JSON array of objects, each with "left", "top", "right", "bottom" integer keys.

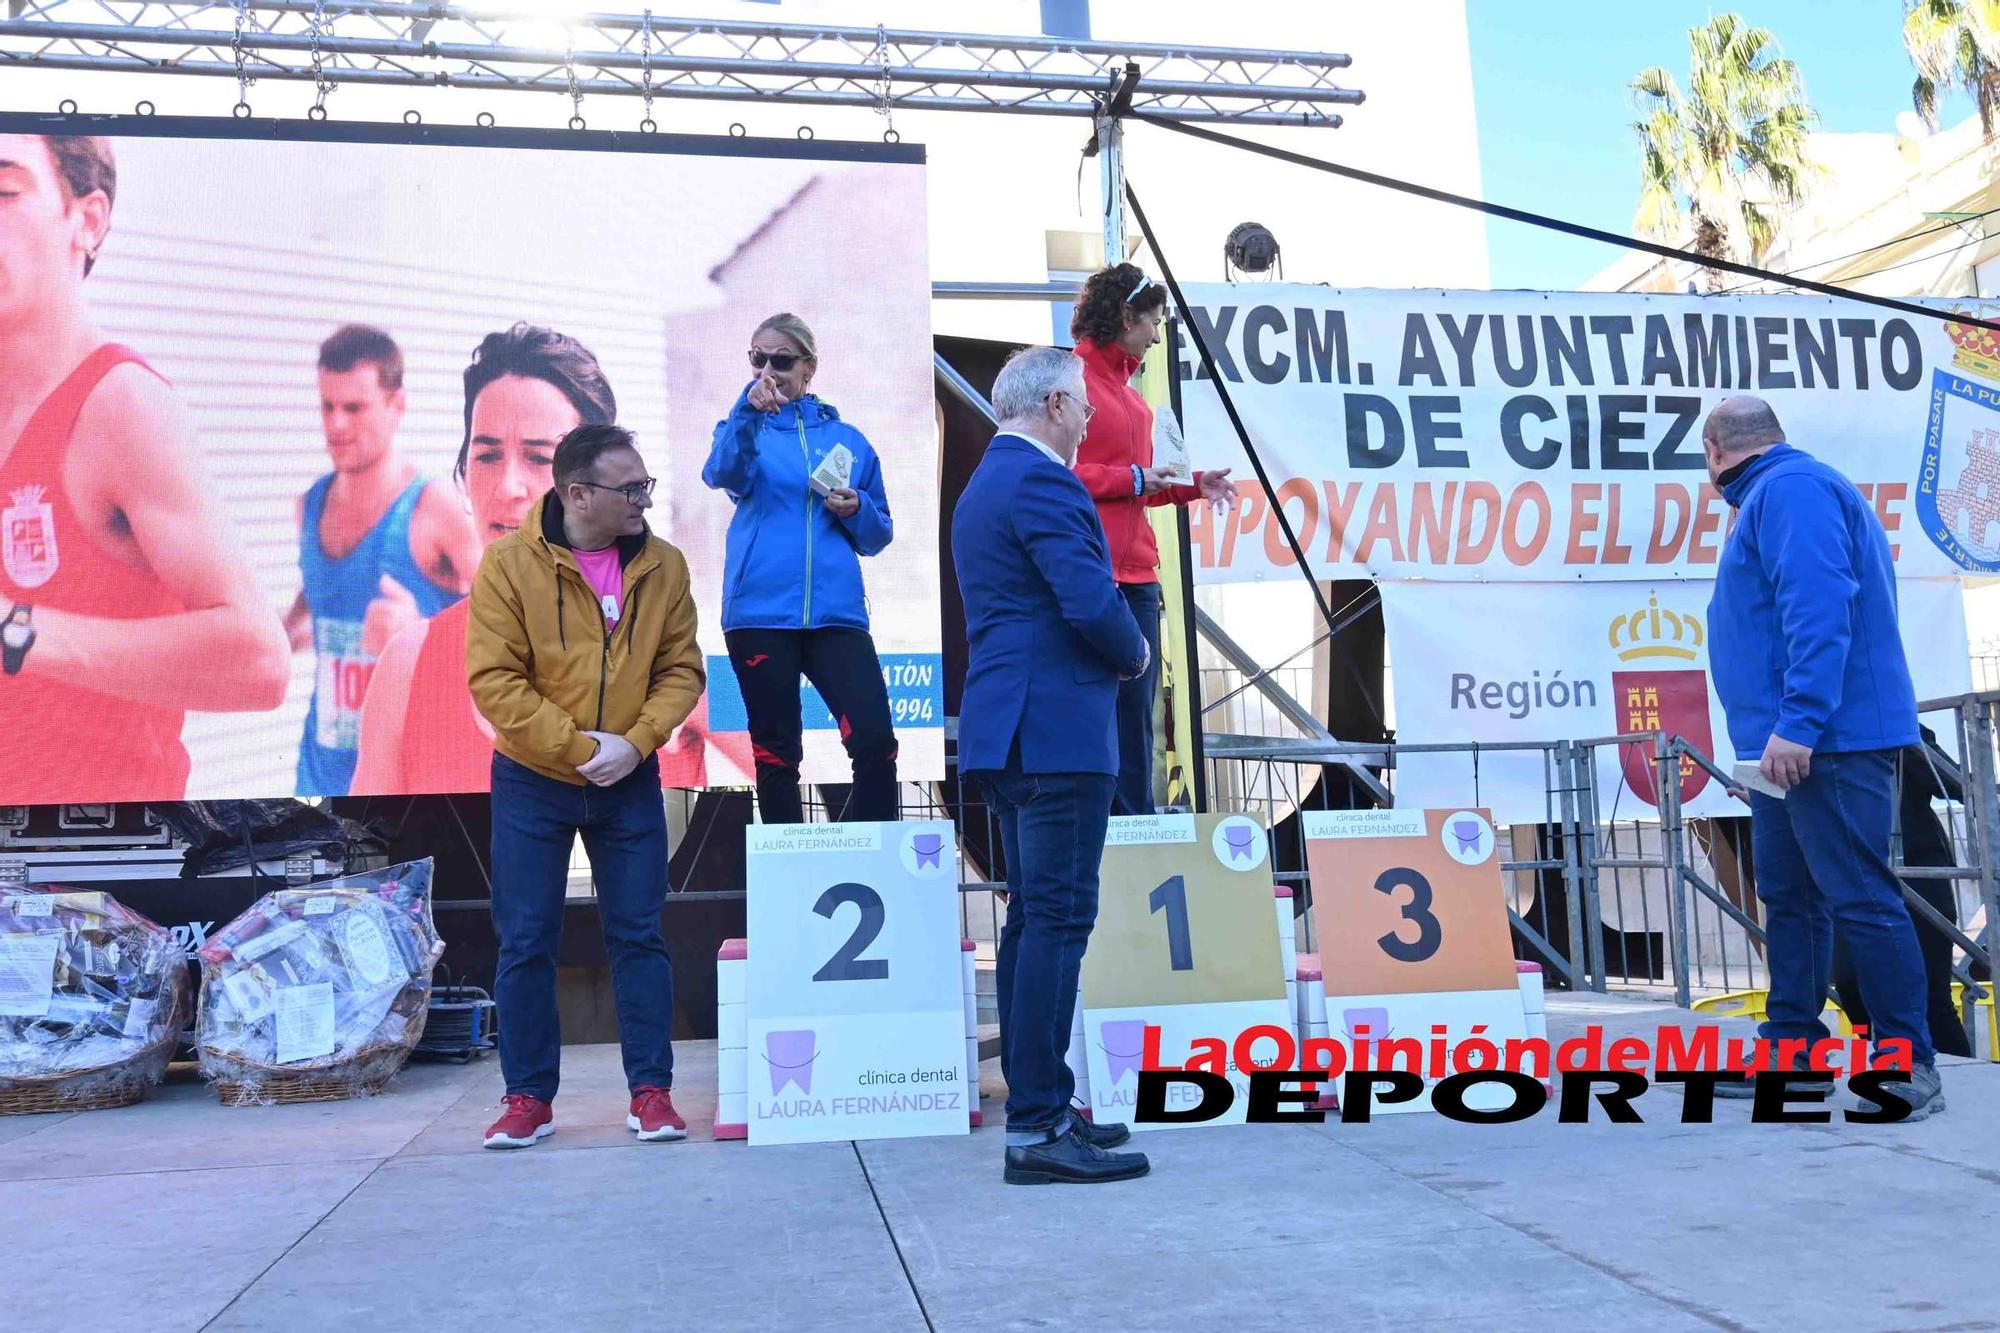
[{"left": 1069, "top": 337, "right": 1208, "bottom": 585}]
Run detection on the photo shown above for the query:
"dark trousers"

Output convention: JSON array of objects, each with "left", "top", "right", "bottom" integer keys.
[
  {"left": 1112, "top": 581, "right": 1163, "bottom": 816},
  {"left": 725, "top": 627, "right": 899, "bottom": 825},
  {"left": 1750, "top": 749, "right": 1934, "bottom": 1065},
  {"left": 1831, "top": 794, "right": 1973, "bottom": 1057},
  {"left": 490, "top": 752, "right": 675, "bottom": 1101},
  {"left": 980, "top": 765, "right": 1116, "bottom": 1133}
]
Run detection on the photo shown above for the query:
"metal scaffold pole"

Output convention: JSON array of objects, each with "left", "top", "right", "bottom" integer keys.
[{"left": 0, "top": 3, "right": 1363, "bottom": 124}]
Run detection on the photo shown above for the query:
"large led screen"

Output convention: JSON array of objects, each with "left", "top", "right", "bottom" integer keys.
[{"left": 0, "top": 116, "right": 941, "bottom": 803}]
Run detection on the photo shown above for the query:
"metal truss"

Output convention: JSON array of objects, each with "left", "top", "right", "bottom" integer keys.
[{"left": 0, "top": 2, "right": 1363, "bottom": 126}]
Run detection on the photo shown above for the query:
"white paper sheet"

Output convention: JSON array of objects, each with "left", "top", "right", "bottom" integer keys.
[{"left": 274, "top": 982, "right": 336, "bottom": 1064}]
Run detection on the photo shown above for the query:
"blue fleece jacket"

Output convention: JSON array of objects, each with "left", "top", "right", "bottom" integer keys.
[
  {"left": 1707, "top": 443, "right": 1918, "bottom": 758},
  {"left": 701, "top": 384, "right": 892, "bottom": 633}
]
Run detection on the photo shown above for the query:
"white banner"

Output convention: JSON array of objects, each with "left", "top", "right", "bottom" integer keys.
[
  {"left": 1380, "top": 579, "right": 1972, "bottom": 825},
  {"left": 1174, "top": 285, "right": 2000, "bottom": 585}
]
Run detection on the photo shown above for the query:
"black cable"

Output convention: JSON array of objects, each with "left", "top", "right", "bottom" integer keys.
[
  {"left": 1717, "top": 204, "right": 2000, "bottom": 294},
  {"left": 1122, "top": 179, "right": 1341, "bottom": 636},
  {"left": 1127, "top": 177, "right": 1386, "bottom": 727},
  {"left": 1200, "top": 582, "right": 1383, "bottom": 717},
  {"left": 1131, "top": 110, "right": 2000, "bottom": 335},
  {"left": 441, "top": 795, "right": 491, "bottom": 896},
  {"left": 1751, "top": 226, "right": 1991, "bottom": 292}
]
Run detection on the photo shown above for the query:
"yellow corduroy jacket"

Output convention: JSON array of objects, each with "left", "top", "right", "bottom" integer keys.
[{"left": 466, "top": 490, "right": 705, "bottom": 785}]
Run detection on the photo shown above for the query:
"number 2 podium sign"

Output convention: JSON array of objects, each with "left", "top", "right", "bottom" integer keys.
[
  {"left": 745, "top": 821, "right": 968, "bottom": 1146},
  {"left": 1082, "top": 813, "right": 1292, "bottom": 1131},
  {"left": 1304, "top": 808, "right": 1529, "bottom": 1115}
]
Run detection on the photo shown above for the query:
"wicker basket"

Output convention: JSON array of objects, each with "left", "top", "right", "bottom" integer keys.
[
  {"left": 0, "top": 968, "right": 189, "bottom": 1118},
  {"left": 1, "top": 889, "right": 192, "bottom": 1116},
  {"left": 204, "top": 1032, "right": 425, "bottom": 1107},
  {"left": 198, "top": 940, "right": 443, "bottom": 1108},
  {"left": 0, "top": 1029, "right": 182, "bottom": 1115}
]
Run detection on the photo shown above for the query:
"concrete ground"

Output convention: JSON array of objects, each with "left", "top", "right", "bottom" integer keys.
[{"left": 2, "top": 992, "right": 1994, "bottom": 1333}]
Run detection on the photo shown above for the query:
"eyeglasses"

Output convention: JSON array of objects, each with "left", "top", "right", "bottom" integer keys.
[
  {"left": 748, "top": 349, "right": 811, "bottom": 372},
  {"left": 1055, "top": 390, "right": 1096, "bottom": 424},
  {"left": 576, "top": 478, "right": 656, "bottom": 504}
]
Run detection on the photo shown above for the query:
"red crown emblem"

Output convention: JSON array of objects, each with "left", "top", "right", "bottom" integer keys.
[{"left": 1945, "top": 306, "right": 2000, "bottom": 381}]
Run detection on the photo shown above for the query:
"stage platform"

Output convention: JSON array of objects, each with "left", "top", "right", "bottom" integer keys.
[{"left": 3, "top": 991, "right": 1994, "bottom": 1332}]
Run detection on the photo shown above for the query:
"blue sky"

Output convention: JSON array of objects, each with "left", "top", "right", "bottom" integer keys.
[{"left": 1467, "top": 2, "right": 1976, "bottom": 290}]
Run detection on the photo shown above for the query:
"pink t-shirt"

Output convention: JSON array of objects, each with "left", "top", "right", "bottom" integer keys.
[{"left": 573, "top": 545, "right": 624, "bottom": 631}]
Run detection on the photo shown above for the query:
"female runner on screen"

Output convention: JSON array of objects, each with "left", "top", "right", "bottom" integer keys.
[{"left": 352, "top": 322, "right": 744, "bottom": 794}]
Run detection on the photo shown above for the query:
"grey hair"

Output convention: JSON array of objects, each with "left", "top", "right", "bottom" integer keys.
[{"left": 992, "top": 345, "right": 1084, "bottom": 422}]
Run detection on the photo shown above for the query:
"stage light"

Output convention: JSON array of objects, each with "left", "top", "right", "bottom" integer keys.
[{"left": 1225, "top": 221, "right": 1282, "bottom": 280}]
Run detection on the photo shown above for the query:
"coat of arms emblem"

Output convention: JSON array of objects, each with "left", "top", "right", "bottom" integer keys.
[
  {"left": 1609, "top": 594, "right": 1714, "bottom": 807},
  {"left": 2, "top": 485, "right": 59, "bottom": 590}
]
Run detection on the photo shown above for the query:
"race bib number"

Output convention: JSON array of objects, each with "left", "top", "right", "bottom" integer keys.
[{"left": 313, "top": 618, "right": 374, "bottom": 752}]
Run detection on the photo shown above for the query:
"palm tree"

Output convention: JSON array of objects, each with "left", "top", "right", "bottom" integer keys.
[
  {"left": 1631, "top": 14, "right": 1817, "bottom": 285},
  {"left": 1903, "top": 0, "right": 2000, "bottom": 133}
]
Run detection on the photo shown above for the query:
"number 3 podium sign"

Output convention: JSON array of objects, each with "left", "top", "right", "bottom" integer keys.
[
  {"left": 1304, "top": 808, "right": 1529, "bottom": 1115},
  {"left": 745, "top": 821, "right": 969, "bottom": 1146},
  {"left": 1082, "top": 813, "right": 1292, "bottom": 1131}
]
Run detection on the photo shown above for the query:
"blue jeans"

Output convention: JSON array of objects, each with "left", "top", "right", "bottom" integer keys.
[
  {"left": 490, "top": 752, "right": 676, "bottom": 1101},
  {"left": 1113, "top": 581, "right": 1163, "bottom": 816},
  {"left": 1750, "top": 748, "right": 1933, "bottom": 1065},
  {"left": 980, "top": 766, "right": 1116, "bottom": 1133}
]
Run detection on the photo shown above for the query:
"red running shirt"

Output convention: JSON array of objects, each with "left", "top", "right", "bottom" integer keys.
[{"left": 0, "top": 346, "right": 191, "bottom": 803}]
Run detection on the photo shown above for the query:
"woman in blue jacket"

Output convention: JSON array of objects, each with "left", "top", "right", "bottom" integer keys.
[{"left": 702, "top": 312, "right": 898, "bottom": 824}]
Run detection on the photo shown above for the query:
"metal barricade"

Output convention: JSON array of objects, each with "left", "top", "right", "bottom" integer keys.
[
  {"left": 714, "top": 694, "right": 2000, "bottom": 1051},
  {"left": 1564, "top": 714, "right": 1995, "bottom": 1048}
]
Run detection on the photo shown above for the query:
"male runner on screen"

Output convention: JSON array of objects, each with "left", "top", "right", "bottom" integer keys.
[
  {"left": 285, "top": 324, "right": 477, "bottom": 795},
  {"left": 0, "top": 133, "right": 287, "bottom": 803}
]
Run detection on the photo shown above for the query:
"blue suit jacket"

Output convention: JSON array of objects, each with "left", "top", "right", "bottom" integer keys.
[{"left": 953, "top": 434, "right": 1148, "bottom": 775}]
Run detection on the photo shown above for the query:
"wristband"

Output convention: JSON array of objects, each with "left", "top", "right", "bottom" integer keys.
[
  {"left": 1132, "top": 464, "right": 1144, "bottom": 497},
  {"left": 1, "top": 604, "right": 33, "bottom": 677}
]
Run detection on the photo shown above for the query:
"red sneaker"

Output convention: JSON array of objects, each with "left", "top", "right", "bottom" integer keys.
[
  {"left": 628, "top": 1085, "right": 687, "bottom": 1142},
  {"left": 483, "top": 1094, "right": 554, "bottom": 1149}
]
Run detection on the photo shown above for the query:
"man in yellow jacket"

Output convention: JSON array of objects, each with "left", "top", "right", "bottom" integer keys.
[{"left": 466, "top": 423, "right": 705, "bottom": 1149}]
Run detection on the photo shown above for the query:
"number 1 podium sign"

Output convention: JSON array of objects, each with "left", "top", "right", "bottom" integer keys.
[
  {"left": 1304, "top": 808, "right": 1529, "bottom": 1115},
  {"left": 1082, "top": 813, "right": 1292, "bottom": 1131},
  {"left": 745, "top": 821, "right": 969, "bottom": 1146}
]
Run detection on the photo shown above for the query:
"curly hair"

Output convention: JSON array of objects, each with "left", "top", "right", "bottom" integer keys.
[{"left": 1069, "top": 261, "right": 1167, "bottom": 346}]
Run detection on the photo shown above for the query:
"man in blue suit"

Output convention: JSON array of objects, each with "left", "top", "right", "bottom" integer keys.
[{"left": 954, "top": 346, "right": 1153, "bottom": 1185}]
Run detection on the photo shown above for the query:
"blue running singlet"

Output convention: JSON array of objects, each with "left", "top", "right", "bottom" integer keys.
[{"left": 296, "top": 474, "right": 460, "bottom": 795}]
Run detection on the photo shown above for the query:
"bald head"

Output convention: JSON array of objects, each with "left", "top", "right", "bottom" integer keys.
[
  {"left": 1706, "top": 396, "right": 1786, "bottom": 453},
  {"left": 1702, "top": 396, "right": 1786, "bottom": 482}
]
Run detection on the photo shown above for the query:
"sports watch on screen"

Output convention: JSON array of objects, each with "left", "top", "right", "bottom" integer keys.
[{"left": 1, "top": 605, "right": 34, "bottom": 676}]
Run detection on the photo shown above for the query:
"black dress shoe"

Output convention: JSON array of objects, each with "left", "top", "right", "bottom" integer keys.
[
  {"left": 1004, "top": 1124, "right": 1150, "bottom": 1185},
  {"left": 1074, "top": 1116, "right": 1130, "bottom": 1148},
  {"left": 1070, "top": 1104, "right": 1132, "bottom": 1148}
]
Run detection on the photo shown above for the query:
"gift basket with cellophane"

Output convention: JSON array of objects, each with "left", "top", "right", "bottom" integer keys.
[
  {"left": 0, "top": 889, "right": 191, "bottom": 1114},
  {"left": 196, "top": 858, "right": 442, "bottom": 1106}
]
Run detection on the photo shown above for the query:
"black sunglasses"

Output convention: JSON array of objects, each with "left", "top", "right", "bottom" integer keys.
[
  {"left": 749, "top": 349, "right": 811, "bottom": 372},
  {"left": 576, "top": 478, "right": 657, "bottom": 504}
]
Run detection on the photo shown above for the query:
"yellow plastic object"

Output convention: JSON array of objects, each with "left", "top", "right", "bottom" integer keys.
[
  {"left": 1689, "top": 988, "right": 1856, "bottom": 1037},
  {"left": 1689, "top": 989, "right": 1764, "bottom": 1022},
  {"left": 1694, "top": 985, "right": 1998, "bottom": 1060},
  {"left": 1949, "top": 983, "right": 2000, "bottom": 1062}
]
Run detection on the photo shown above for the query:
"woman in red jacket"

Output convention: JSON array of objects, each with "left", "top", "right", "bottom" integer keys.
[{"left": 1070, "top": 263, "right": 1237, "bottom": 814}]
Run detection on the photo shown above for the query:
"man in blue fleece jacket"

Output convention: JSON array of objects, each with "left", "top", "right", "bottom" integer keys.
[{"left": 1704, "top": 395, "right": 1941, "bottom": 1119}]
